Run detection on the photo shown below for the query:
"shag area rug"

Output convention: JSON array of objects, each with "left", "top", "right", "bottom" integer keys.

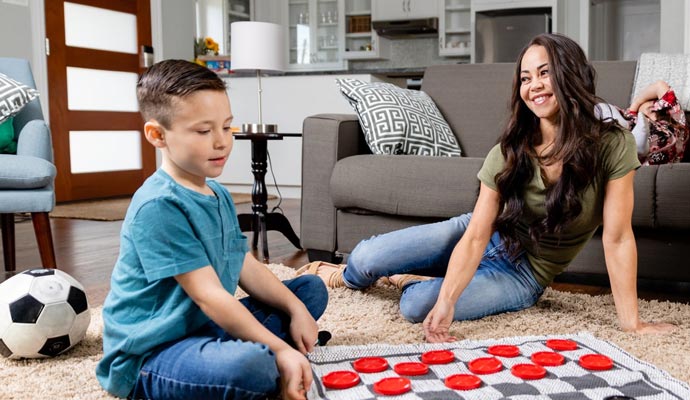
[
  {"left": 1, "top": 264, "right": 688, "bottom": 399},
  {"left": 49, "top": 193, "right": 274, "bottom": 221}
]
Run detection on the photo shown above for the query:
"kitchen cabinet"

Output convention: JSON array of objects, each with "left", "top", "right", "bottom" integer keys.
[
  {"left": 343, "top": 0, "right": 390, "bottom": 59},
  {"left": 285, "top": 0, "right": 347, "bottom": 71},
  {"left": 372, "top": 0, "right": 438, "bottom": 21},
  {"left": 438, "top": 0, "right": 471, "bottom": 56},
  {"left": 223, "top": 0, "right": 252, "bottom": 54},
  {"left": 589, "top": 0, "right": 661, "bottom": 61}
]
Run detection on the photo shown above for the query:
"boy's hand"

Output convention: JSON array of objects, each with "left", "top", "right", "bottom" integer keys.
[
  {"left": 276, "top": 348, "right": 312, "bottom": 400},
  {"left": 290, "top": 309, "right": 319, "bottom": 354}
]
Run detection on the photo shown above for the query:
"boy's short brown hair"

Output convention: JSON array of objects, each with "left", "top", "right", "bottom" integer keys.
[{"left": 137, "top": 59, "right": 226, "bottom": 129}]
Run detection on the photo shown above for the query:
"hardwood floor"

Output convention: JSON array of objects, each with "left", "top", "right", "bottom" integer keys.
[{"left": 2, "top": 198, "right": 689, "bottom": 306}]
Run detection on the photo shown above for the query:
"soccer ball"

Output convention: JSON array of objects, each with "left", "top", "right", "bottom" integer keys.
[{"left": 0, "top": 269, "right": 90, "bottom": 359}]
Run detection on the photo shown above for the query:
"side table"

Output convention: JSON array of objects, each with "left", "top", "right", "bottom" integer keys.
[{"left": 233, "top": 132, "right": 302, "bottom": 262}]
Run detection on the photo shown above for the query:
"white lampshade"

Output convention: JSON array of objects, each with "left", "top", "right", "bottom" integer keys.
[{"left": 231, "top": 21, "right": 285, "bottom": 72}]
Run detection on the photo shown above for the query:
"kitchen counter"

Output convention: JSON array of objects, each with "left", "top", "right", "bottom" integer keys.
[{"left": 225, "top": 67, "right": 426, "bottom": 79}]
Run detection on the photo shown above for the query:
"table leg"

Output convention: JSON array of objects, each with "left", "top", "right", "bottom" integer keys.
[
  {"left": 236, "top": 135, "right": 302, "bottom": 261},
  {"left": 259, "top": 212, "right": 269, "bottom": 262},
  {"left": 265, "top": 212, "right": 301, "bottom": 249}
]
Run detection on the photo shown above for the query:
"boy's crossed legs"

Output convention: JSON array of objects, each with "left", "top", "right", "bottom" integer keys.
[{"left": 129, "top": 275, "right": 327, "bottom": 400}]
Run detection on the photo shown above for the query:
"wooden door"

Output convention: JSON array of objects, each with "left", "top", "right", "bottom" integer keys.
[{"left": 46, "top": 0, "right": 155, "bottom": 202}]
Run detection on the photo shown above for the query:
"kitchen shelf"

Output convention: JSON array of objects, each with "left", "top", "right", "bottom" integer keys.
[
  {"left": 345, "top": 32, "right": 371, "bottom": 38},
  {"left": 445, "top": 5, "right": 470, "bottom": 11},
  {"left": 445, "top": 28, "right": 471, "bottom": 34},
  {"left": 345, "top": 10, "right": 371, "bottom": 15},
  {"left": 228, "top": 10, "right": 250, "bottom": 18}
]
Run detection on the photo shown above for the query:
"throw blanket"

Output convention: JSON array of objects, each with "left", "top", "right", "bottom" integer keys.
[{"left": 632, "top": 52, "right": 690, "bottom": 110}]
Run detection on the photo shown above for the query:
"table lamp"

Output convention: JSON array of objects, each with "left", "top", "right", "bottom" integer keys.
[{"left": 231, "top": 21, "right": 285, "bottom": 134}]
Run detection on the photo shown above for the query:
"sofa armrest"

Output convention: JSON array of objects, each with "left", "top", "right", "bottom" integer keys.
[{"left": 300, "top": 114, "right": 365, "bottom": 253}]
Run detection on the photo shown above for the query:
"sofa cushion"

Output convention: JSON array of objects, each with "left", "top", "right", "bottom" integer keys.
[
  {"left": 422, "top": 64, "right": 514, "bottom": 157},
  {"left": 0, "top": 155, "right": 56, "bottom": 189},
  {"left": 655, "top": 163, "right": 690, "bottom": 229},
  {"left": 331, "top": 155, "right": 483, "bottom": 218},
  {"left": 631, "top": 165, "right": 656, "bottom": 229},
  {"left": 335, "top": 78, "right": 461, "bottom": 156},
  {"left": 0, "top": 72, "right": 39, "bottom": 125}
]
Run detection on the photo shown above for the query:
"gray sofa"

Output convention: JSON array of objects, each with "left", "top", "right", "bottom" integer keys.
[{"left": 300, "top": 62, "right": 690, "bottom": 285}]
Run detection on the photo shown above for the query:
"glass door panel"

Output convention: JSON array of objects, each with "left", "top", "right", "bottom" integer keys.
[
  {"left": 287, "top": 0, "right": 345, "bottom": 70},
  {"left": 316, "top": 0, "right": 340, "bottom": 63},
  {"left": 64, "top": 2, "right": 138, "bottom": 54},
  {"left": 69, "top": 131, "right": 142, "bottom": 173},
  {"left": 66, "top": 67, "right": 139, "bottom": 112}
]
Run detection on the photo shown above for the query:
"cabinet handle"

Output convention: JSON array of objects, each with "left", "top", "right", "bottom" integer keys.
[
  {"left": 401, "top": 0, "right": 405, "bottom": 13},
  {"left": 439, "top": 36, "right": 443, "bottom": 49}
]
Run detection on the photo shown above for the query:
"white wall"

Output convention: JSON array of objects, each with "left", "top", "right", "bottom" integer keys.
[
  {"left": 153, "top": 0, "right": 195, "bottom": 61},
  {"left": 220, "top": 74, "right": 405, "bottom": 198},
  {"left": 0, "top": 1, "right": 34, "bottom": 61},
  {"left": 195, "top": 0, "right": 225, "bottom": 53},
  {"left": 660, "top": 0, "right": 686, "bottom": 54},
  {"left": 1, "top": 0, "right": 48, "bottom": 117}
]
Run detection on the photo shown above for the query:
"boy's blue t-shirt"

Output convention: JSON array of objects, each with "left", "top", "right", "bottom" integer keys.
[{"left": 96, "top": 169, "right": 248, "bottom": 397}]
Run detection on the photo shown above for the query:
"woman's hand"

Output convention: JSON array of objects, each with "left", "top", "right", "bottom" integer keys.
[
  {"left": 423, "top": 299, "right": 457, "bottom": 343},
  {"left": 276, "top": 348, "right": 312, "bottom": 400},
  {"left": 289, "top": 308, "right": 319, "bottom": 354}
]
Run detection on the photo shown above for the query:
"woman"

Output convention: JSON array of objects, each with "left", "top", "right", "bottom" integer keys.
[{"left": 298, "top": 33, "right": 675, "bottom": 342}]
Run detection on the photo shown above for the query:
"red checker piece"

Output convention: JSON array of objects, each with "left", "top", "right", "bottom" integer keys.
[
  {"left": 579, "top": 354, "right": 614, "bottom": 371},
  {"left": 445, "top": 374, "right": 482, "bottom": 390},
  {"left": 322, "top": 370, "right": 360, "bottom": 390},
  {"left": 421, "top": 349, "right": 455, "bottom": 365},
  {"left": 511, "top": 363, "right": 547, "bottom": 380},
  {"left": 546, "top": 339, "right": 579, "bottom": 351},
  {"left": 373, "top": 377, "right": 412, "bottom": 395},
  {"left": 531, "top": 351, "right": 565, "bottom": 366},
  {"left": 394, "top": 362, "right": 429, "bottom": 376},
  {"left": 468, "top": 357, "right": 503, "bottom": 374},
  {"left": 488, "top": 345, "right": 521, "bottom": 357},
  {"left": 353, "top": 357, "right": 389, "bottom": 373}
]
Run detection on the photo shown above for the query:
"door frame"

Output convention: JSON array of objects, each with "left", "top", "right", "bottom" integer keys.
[{"left": 31, "top": 0, "right": 165, "bottom": 201}]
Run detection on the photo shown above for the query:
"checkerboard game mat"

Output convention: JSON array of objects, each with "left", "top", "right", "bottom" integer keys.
[{"left": 306, "top": 332, "right": 690, "bottom": 399}]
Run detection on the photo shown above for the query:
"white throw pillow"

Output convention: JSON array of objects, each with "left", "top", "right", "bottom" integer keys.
[{"left": 336, "top": 78, "right": 462, "bottom": 156}]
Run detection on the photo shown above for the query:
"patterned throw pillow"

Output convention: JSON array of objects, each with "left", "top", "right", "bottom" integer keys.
[
  {"left": 336, "top": 78, "right": 461, "bottom": 156},
  {"left": 0, "top": 72, "right": 40, "bottom": 125}
]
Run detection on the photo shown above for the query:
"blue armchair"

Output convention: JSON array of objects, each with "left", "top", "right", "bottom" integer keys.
[{"left": 0, "top": 58, "right": 57, "bottom": 271}]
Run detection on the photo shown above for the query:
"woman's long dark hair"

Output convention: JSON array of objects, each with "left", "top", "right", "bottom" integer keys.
[{"left": 494, "top": 33, "right": 617, "bottom": 256}]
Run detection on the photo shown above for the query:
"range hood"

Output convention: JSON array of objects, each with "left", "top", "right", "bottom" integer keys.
[{"left": 372, "top": 18, "right": 438, "bottom": 38}]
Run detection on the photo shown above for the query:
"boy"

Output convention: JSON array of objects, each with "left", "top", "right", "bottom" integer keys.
[{"left": 96, "top": 60, "right": 328, "bottom": 400}]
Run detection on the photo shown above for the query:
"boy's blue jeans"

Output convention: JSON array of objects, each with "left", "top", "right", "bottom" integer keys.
[
  {"left": 128, "top": 275, "right": 327, "bottom": 400},
  {"left": 343, "top": 213, "right": 545, "bottom": 322}
]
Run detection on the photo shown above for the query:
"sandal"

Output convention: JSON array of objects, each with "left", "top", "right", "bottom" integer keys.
[
  {"left": 295, "top": 261, "right": 347, "bottom": 288},
  {"left": 382, "top": 274, "right": 434, "bottom": 290}
]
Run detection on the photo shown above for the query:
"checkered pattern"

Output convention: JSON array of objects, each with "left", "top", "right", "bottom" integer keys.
[{"left": 307, "top": 333, "right": 690, "bottom": 399}]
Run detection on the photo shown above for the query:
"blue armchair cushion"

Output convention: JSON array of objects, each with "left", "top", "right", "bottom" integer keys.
[
  {"left": 0, "top": 117, "right": 16, "bottom": 153},
  {"left": 0, "top": 72, "right": 40, "bottom": 124},
  {"left": 0, "top": 155, "right": 56, "bottom": 189}
]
